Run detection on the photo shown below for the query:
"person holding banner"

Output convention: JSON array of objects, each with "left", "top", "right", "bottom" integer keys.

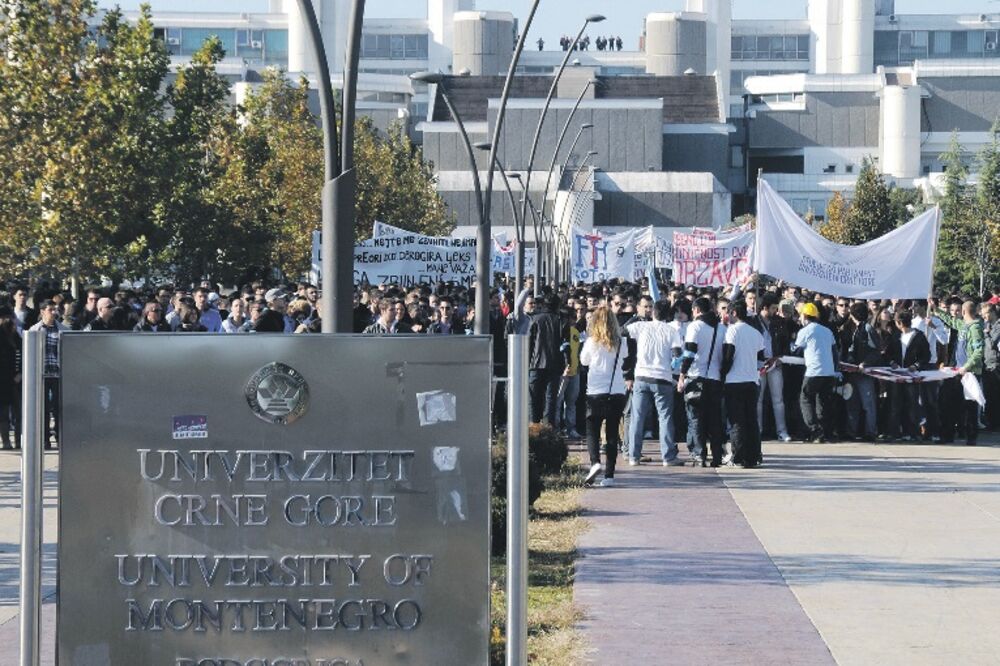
[
  {"left": 936, "top": 301, "right": 985, "bottom": 446},
  {"left": 791, "top": 302, "right": 839, "bottom": 443}
]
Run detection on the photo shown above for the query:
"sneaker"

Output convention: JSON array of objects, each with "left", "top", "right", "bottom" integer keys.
[
  {"left": 777, "top": 433, "right": 792, "bottom": 442},
  {"left": 600, "top": 477, "right": 615, "bottom": 487},
  {"left": 628, "top": 458, "right": 639, "bottom": 466},
  {"left": 900, "top": 435, "right": 915, "bottom": 443},
  {"left": 931, "top": 436, "right": 941, "bottom": 443},
  {"left": 566, "top": 430, "right": 582, "bottom": 440},
  {"left": 663, "top": 459, "right": 686, "bottom": 467},
  {"left": 584, "top": 463, "right": 602, "bottom": 485},
  {"left": 722, "top": 452, "right": 734, "bottom": 465},
  {"left": 643, "top": 431, "right": 654, "bottom": 439}
]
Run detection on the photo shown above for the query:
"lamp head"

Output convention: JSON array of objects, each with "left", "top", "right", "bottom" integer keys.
[
  {"left": 473, "top": 141, "right": 492, "bottom": 151},
  {"left": 410, "top": 71, "right": 444, "bottom": 84},
  {"left": 586, "top": 14, "right": 607, "bottom": 23},
  {"left": 587, "top": 151, "right": 599, "bottom": 156},
  {"left": 581, "top": 123, "right": 594, "bottom": 129}
]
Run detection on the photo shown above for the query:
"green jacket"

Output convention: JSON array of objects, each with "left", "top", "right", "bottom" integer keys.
[{"left": 937, "top": 309, "right": 985, "bottom": 374}]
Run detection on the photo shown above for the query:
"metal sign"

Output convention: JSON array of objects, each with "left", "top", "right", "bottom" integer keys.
[{"left": 58, "top": 334, "right": 492, "bottom": 665}]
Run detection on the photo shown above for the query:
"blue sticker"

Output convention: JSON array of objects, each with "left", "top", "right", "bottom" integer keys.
[{"left": 172, "top": 415, "right": 208, "bottom": 440}]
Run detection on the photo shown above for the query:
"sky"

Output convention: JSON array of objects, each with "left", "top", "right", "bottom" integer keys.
[{"left": 100, "top": 0, "right": 996, "bottom": 51}]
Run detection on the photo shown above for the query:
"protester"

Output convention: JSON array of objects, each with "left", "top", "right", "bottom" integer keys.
[
  {"left": 792, "top": 302, "right": 839, "bottom": 442},
  {"left": 580, "top": 304, "right": 631, "bottom": 487},
  {"left": 626, "top": 300, "right": 683, "bottom": 466},
  {"left": 679, "top": 297, "right": 727, "bottom": 467},
  {"left": 0, "top": 307, "right": 21, "bottom": 449},
  {"left": 27, "top": 301, "right": 66, "bottom": 449},
  {"left": 721, "top": 300, "right": 765, "bottom": 467}
]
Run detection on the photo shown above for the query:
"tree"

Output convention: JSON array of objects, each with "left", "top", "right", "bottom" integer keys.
[
  {"left": 819, "top": 192, "right": 849, "bottom": 243},
  {"left": 152, "top": 35, "right": 235, "bottom": 284},
  {"left": 843, "top": 160, "right": 894, "bottom": 245},
  {"left": 936, "top": 132, "right": 979, "bottom": 294},
  {"left": 354, "top": 116, "right": 454, "bottom": 241},
  {"left": 968, "top": 124, "right": 1000, "bottom": 295}
]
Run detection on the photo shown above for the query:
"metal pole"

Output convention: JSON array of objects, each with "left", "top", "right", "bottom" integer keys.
[
  {"left": 341, "top": 0, "right": 366, "bottom": 176},
  {"left": 519, "top": 16, "right": 603, "bottom": 297},
  {"left": 437, "top": 90, "right": 489, "bottom": 335},
  {"left": 19, "top": 330, "right": 44, "bottom": 666},
  {"left": 539, "top": 91, "right": 594, "bottom": 230},
  {"left": 295, "top": 0, "right": 341, "bottom": 333},
  {"left": 483, "top": 0, "right": 542, "bottom": 298},
  {"left": 506, "top": 334, "right": 529, "bottom": 666}
]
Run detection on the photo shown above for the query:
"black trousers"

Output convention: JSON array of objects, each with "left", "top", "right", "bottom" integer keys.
[
  {"left": 800, "top": 376, "right": 835, "bottom": 440},
  {"left": 686, "top": 379, "right": 726, "bottom": 465},
  {"left": 528, "top": 367, "right": 562, "bottom": 424},
  {"left": 938, "top": 377, "right": 964, "bottom": 442},
  {"left": 586, "top": 393, "right": 627, "bottom": 478},
  {"left": 886, "top": 383, "right": 921, "bottom": 439},
  {"left": 982, "top": 368, "right": 1000, "bottom": 429},
  {"left": 726, "top": 382, "right": 761, "bottom": 467}
]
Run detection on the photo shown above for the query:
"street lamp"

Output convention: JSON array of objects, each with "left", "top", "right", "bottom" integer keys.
[
  {"left": 293, "top": 0, "right": 366, "bottom": 333},
  {"left": 539, "top": 89, "right": 596, "bottom": 230},
  {"left": 411, "top": 71, "right": 490, "bottom": 334},
  {"left": 557, "top": 151, "right": 598, "bottom": 281},
  {"left": 519, "top": 14, "right": 605, "bottom": 295},
  {"left": 474, "top": 142, "right": 522, "bottom": 246}
]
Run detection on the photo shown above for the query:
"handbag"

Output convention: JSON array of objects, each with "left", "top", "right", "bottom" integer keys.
[{"left": 684, "top": 323, "right": 719, "bottom": 406}]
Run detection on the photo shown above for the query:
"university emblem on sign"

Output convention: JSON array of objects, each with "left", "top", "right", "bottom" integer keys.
[{"left": 245, "top": 362, "right": 309, "bottom": 424}]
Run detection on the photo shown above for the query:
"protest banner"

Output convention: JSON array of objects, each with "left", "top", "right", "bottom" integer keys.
[
  {"left": 672, "top": 228, "right": 755, "bottom": 288},
  {"left": 755, "top": 179, "right": 941, "bottom": 298},
  {"left": 492, "top": 238, "right": 537, "bottom": 276},
  {"left": 570, "top": 227, "right": 636, "bottom": 282},
  {"left": 354, "top": 233, "right": 478, "bottom": 287}
]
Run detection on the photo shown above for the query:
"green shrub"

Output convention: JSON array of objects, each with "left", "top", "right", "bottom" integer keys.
[
  {"left": 528, "top": 423, "right": 568, "bottom": 475},
  {"left": 491, "top": 433, "right": 544, "bottom": 556}
]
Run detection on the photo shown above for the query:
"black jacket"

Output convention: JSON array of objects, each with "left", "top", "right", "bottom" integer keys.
[
  {"left": 133, "top": 321, "right": 171, "bottom": 332},
  {"left": 847, "top": 322, "right": 883, "bottom": 367},
  {"left": 901, "top": 329, "right": 932, "bottom": 370},
  {"left": 528, "top": 309, "right": 567, "bottom": 371}
]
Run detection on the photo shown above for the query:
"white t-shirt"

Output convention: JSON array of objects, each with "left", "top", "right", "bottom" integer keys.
[
  {"left": 580, "top": 337, "right": 627, "bottom": 396},
  {"left": 913, "top": 315, "right": 946, "bottom": 365},
  {"left": 626, "top": 320, "right": 682, "bottom": 382},
  {"left": 724, "top": 321, "right": 764, "bottom": 384},
  {"left": 684, "top": 319, "right": 726, "bottom": 381}
]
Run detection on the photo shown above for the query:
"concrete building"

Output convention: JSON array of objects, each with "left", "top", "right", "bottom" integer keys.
[{"left": 112, "top": 0, "right": 1000, "bottom": 232}]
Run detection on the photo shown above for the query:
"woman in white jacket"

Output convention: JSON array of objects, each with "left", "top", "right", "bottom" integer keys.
[{"left": 580, "top": 304, "right": 630, "bottom": 486}]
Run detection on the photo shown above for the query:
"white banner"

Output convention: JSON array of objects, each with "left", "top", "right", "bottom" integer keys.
[
  {"left": 754, "top": 180, "right": 941, "bottom": 298},
  {"left": 354, "top": 233, "right": 477, "bottom": 287},
  {"left": 672, "top": 228, "right": 755, "bottom": 288},
  {"left": 491, "top": 238, "right": 537, "bottom": 276},
  {"left": 570, "top": 227, "right": 636, "bottom": 282}
]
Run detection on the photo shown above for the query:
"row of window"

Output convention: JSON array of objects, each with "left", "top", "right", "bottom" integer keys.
[
  {"left": 153, "top": 27, "right": 289, "bottom": 64},
  {"left": 875, "top": 29, "right": 1000, "bottom": 66},
  {"left": 360, "top": 33, "right": 429, "bottom": 60},
  {"left": 731, "top": 35, "right": 810, "bottom": 61}
]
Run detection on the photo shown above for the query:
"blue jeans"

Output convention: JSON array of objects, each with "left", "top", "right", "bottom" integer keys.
[
  {"left": 628, "top": 379, "right": 677, "bottom": 462},
  {"left": 557, "top": 374, "right": 580, "bottom": 433},
  {"left": 846, "top": 374, "right": 877, "bottom": 439}
]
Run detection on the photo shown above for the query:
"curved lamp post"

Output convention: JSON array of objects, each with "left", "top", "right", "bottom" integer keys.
[
  {"left": 557, "top": 151, "right": 598, "bottom": 281},
  {"left": 539, "top": 89, "right": 595, "bottom": 232},
  {"left": 482, "top": 0, "right": 544, "bottom": 299},
  {"left": 294, "top": 0, "right": 366, "bottom": 333},
  {"left": 474, "top": 142, "right": 522, "bottom": 251},
  {"left": 411, "top": 71, "right": 490, "bottom": 334},
  {"left": 519, "top": 14, "right": 605, "bottom": 295}
]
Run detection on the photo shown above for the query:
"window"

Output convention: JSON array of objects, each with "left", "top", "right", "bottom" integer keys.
[
  {"left": 731, "top": 34, "right": 808, "bottom": 60},
  {"left": 823, "top": 164, "right": 837, "bottom": 174},
  {"left": 845, "top": 164, "right": 854, "bottom": 174},
  {"left": 361, "top": 33, "right": 428, "bottom": 60},
  {"left": 180, "top": 28, "right": 236, "bottom": 58},
  {"left": 932, "top": 31, "right": 951, "bottom": 55},
  {"left": 264, "top": 30, "right": 288, "bottom": 64}
]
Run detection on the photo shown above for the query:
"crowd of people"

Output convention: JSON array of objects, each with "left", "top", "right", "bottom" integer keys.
[
  {"left": 553, "top": 34, "right": 624, "bottom": 52},
  {"left": 0, "top": 277, "right": 997, "bottom": 493}
]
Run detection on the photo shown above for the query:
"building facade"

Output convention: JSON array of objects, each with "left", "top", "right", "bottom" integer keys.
[{"left": 113, "top": 0, "right": 1000, "bottom": 233}]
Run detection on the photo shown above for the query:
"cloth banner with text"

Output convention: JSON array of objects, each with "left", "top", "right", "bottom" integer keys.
[
  {"left": 569, "top": 226, "right": 637, "bottom": 283},
  {"left": 671, "top": 228, "right": 755, "bottom": 288},
  {"left": 755, "top": 180, "right": 941, "bottom": 298}
]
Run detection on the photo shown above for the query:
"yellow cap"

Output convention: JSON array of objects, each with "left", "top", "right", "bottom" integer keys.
[{"left": 801, "top": 302, "right": 820, "bottom": 318}]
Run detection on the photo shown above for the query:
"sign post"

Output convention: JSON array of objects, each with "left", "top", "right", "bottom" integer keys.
[
  {"left": 19, "top": 330, "right": 44, "bottom": 666},
  {"left": 506, "top": 334, "right": 529, "bottom": 666}
]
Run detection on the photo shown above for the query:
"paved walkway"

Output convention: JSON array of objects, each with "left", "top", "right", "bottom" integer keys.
[{"left": 574, "top": 439, "right": 1000, "bottom": 665}]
